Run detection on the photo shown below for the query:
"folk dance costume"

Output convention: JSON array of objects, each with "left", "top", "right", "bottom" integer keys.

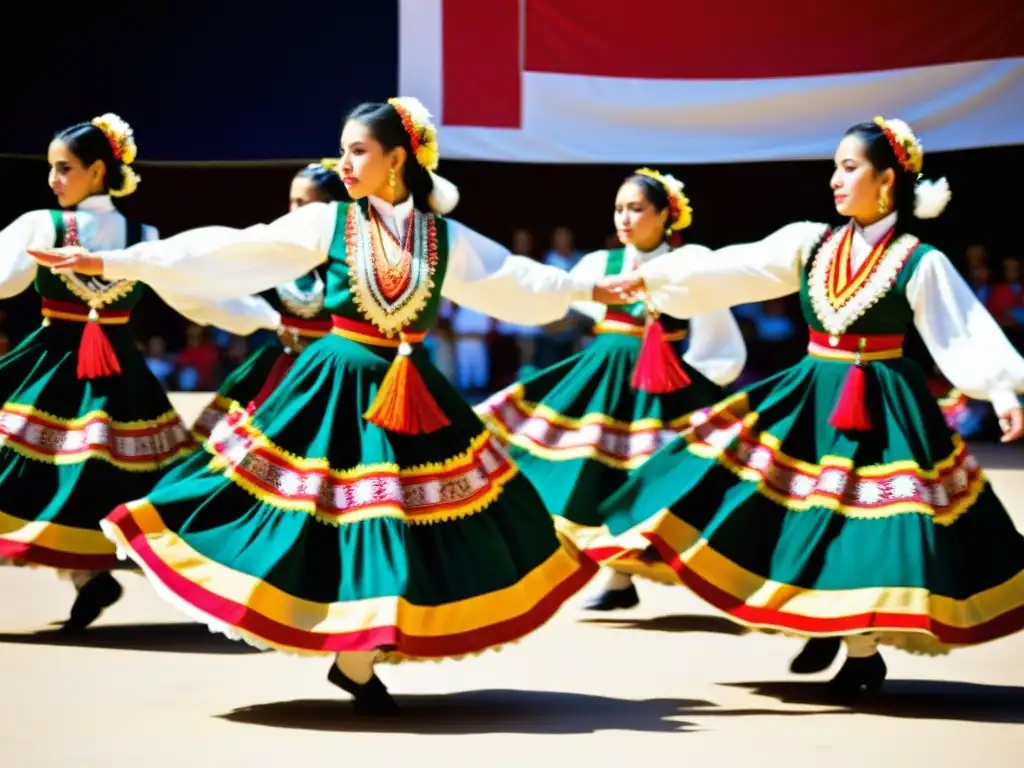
[
  {"left": 476, "top": 170, "right": 746, "bottom": 610},
  {"left": 594, "top": 122, "right": 1024, "bottom": 693},
  {"left": 192, "top": 269, "right": 330, "bottom": 440},
  {"left": 37, "top": 100, "right": 600, "bottom": 713},
  {"left": 0, "top": 195, "right": 280, "bottom": 629}
]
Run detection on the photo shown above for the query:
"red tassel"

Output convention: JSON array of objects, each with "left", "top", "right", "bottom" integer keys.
[
  {"left": 247, "top": 351, "right": 295, "bottom": 413},
  {"left": 829, "top": 364, "right": 872, "bottom": 431},
  {"left": 364, "top": 350, "right": 450, "bottom": 434},
  {"left": 631, "top": 316, "right": 691, "bottom": 394},
  {"left": 76, "top": 315, "right": 122, "bottom": 379}
]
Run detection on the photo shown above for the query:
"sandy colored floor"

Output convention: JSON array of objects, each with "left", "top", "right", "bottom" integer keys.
[{"left": 1, "top": 394, "right": 1022, "bottom": 767}]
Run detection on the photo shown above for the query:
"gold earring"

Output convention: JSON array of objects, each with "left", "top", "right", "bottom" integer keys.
[
  {"left": 388, "top": 168, "right": 397, "bottom": 193},
  {"left": 878, "top": 184, "right": 890, "bottom": 215}
]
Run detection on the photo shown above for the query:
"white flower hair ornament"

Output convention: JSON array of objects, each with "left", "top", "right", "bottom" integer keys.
[{"left": 913, "top": 177, "right": 951, "bottom": 220}]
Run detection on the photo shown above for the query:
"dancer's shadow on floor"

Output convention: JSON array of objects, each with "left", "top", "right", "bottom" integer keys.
[
  {"left": 218, "top": 689, "right": 705, "bottom": 734},
  {"left": 726, "top": 680, "right": 1024, "bottom": 724},
  {"left": 579, "top": 613, "right": 748, "bottom": 636},
  {"left": 0, "top": 622, "right": 263, "bottom": 654}
]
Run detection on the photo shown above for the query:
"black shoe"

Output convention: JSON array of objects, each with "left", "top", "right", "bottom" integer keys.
[
  {"left": 582, "top": 583, "right": 640, "bottom": 611},
  {"left": 63, "top": 573, "right": 123, "bottom": 632},
  {"left": 827, "top": 653, "right": 887, "bottom": 696},
  {"left": 327, "top": 665, "right": 399, "bottom": 716},
  {"left": 790, "top": 637, "right": 842, "bottom": 674}
]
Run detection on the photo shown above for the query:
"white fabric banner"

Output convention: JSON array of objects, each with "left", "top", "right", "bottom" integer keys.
[{"left": 399, "top": 0, "right": 1024, "bottom": 164}]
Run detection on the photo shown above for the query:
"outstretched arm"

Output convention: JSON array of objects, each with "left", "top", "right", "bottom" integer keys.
[
  {"left": 634, "top": 223, "right": 828, "bottom": 317},
  {"left": 30, "top": 203, "right": 335, "bottom": 302},
  {"left": 441, "top": 219, "right": 600, "bottom": 324}
]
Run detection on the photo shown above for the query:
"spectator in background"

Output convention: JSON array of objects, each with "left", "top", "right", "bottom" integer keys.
[
  {"left": 544, "top": 226, "right": 584, "bottom": 270},
  {"left": 220, "top": 336, "right": 250, "bottom": 381},
  {"left": 965, "top": 243, "right": 988, "bottom": 270},
  {"left": 968, "top": 262, "right": 991, "bottom": 304},
  {"left": 176, "top": 324, "right": 219, "bottom": 391},
  {"left": 537, "top": 226, "right": 586, "bottom": 366},
  {"left": 144, "top": 336, "right": 175, "bottom": 387},
  {"left": 512, "top": 228, "right": 535, "bottom": 260},
  {"left": 757, "top": 298, "right": 798, "bottom": 343},
  {"left": 450, "top": 303, "right": 492, "bottom": 397},
  {"left": 497, "top": 228, "right": 542, "bottom": 374},
  {"left": 989, "top": 257, "right": 1023, "bottom": 329}
]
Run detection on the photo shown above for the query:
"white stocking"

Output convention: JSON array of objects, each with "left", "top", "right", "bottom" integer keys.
[
  {"left": 844, "top": 634, "right": 879, "bottom": 658},
  {"left": 602, "top": 569, "right": 634, "bottom": 591},
  {"left": 333, "top": 651, "right": 377, "bottom": 684},
  {"left": 67, "top": 570, "right": 98, "bottom": 591}
]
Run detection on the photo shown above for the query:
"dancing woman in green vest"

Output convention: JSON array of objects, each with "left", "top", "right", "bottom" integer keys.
[
  {"left": 590, "top": 116, "right": 1024, "bottom": 695},
  {"left": 191, "top": 163, "right": 345, "bottom": 440},
  {"left": 476, "top": 169, "right": 746, "bottom": 611},
  {"left": 0, "top": 115, "right": 280, "bottom": 631},
  {"left": 31, "top": 97, "right": 608, "bottom": 715}
]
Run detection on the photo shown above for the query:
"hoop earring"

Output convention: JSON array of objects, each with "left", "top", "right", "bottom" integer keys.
[
  {"left": 878, "top": 184, "right": 890, "bottom": 215},
  {"left": 388, "top": 168, "right": 397, "bottom": 194}
]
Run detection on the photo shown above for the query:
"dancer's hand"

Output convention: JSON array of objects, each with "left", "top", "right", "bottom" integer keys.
[
  {"left": 999, "top": 406, "right": 1024, "bottom": 443},
  {"left": 592, "top": 275, "right": 644, "bottom": 305},
  {"left": 28, "top": 246, "right": 103, "bottom": 275},
  {"left": 276, "top": 326, "right": 307, "bottom": 355}
]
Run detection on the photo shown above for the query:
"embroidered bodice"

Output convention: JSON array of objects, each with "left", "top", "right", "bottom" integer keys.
[
  {"left": 34, "top": 207, "right": 145, "bottom": 310},
  {"left": 799, "top": 222, "right": 932, "bottom": 338},
  {"left": 323, "top": 200, "right": 449, "bottom": 334}
]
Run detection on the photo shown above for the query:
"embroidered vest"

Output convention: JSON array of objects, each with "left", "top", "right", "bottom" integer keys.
[
  {"left": 798, "top": 225, "right": 933, "bottom": 337},
  {"left": 323, "top": 200, "right": 449, "bottom": 334},
  {"left": 262, "top": 268, "right": 329, "bottom": 321},
  {"left": 34, "top": 210, "right": 146, "bottom": 309}
]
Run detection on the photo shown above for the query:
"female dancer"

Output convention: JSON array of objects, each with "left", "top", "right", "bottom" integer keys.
[
  {"left": 476, "top": 169, "right": 746, "bottom": 610},
  {"left": 192, "top": 162, "right": 344, "bottom": 439},
  {"left": 0, "top": 114, "right": 281, "bottom": 630},
  {"left": 32, "top": 98, "right": 607, "bottom": 714},
  {"left": 591, "top": 116, "right": 1024, "bottom": 693}
]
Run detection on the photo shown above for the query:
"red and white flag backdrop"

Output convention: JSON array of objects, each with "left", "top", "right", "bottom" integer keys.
[{"left": 399, "top": 0, "right": 1024, "bottom": 164}]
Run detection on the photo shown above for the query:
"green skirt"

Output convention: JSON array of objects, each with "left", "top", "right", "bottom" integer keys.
[
  {"left": 0, "top": 321, "right": 196, "bottom": 571},
  {"left": 595, "top": 354, "right": 1024, "bottom": 654},
  {"left": 476, "top": 332, "right": 723, "bottom": 578},
  {"left": 102, "top": 331, "right": 596, "bottom": 660},
  {"left": 192, "top": 344, "right": 285, "bottom": 440}
]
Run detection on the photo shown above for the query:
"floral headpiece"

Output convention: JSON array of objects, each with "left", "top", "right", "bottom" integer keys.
[
  {"left": 314, "top": 158, "right": 340, "bottom": 173},
  {"left": 873, "top": 116, "right": 923, "bottom": 175},
  {"left": 387, "top": 96, "right": 439, "bottom": 172},
  {"left": 635, "top": 168, "right": 693, "bottom": 231},
  {"left": 91, "top": 113, "right": 137, "bottom": 165},
  {"left": 90, "top": 112, "right": 140, "bottom": 197}
]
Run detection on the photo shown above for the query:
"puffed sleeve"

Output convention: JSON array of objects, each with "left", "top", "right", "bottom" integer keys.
[
  {"left": 638, "top": 223, "right": 828, "bottom": 318},
  {"left": 0, "top": 211, "right": 51, "bottom": 299},
  {"left": 95, "top": 202, "right": 335, "bottom": 301},
  {"left": 907, "top": 248, "right": 1024, "bottom": 416},
  {"left": 440, "top": 219, "right": 594, "bottom": 324},
  {"left": 684, "top": 308, "right": 747, "bottom": 386}
]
